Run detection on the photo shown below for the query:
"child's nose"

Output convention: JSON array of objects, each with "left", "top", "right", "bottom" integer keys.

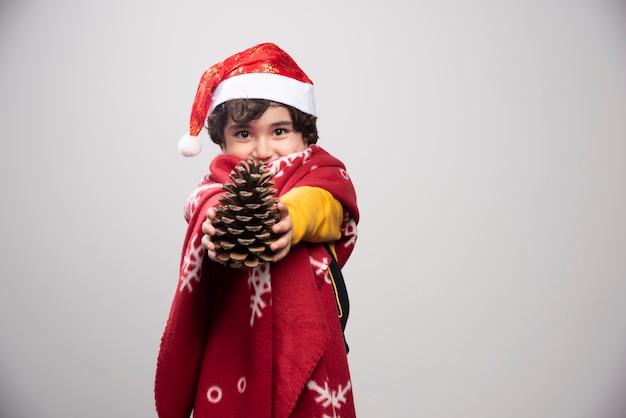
[{"left": 252, "top": 138, "right": 272, "bottom": 160}]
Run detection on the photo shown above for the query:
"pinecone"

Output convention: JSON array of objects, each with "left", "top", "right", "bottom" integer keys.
[{"left": 211, "top": 159, "right": 281, "bottom": 268}]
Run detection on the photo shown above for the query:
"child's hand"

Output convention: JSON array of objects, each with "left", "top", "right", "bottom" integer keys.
[
  {"left": 201, "top": 207, "right": 219, "bottom": 262},
  {"left": 270, "top": 202, "right": 293, "bottom": 263}
]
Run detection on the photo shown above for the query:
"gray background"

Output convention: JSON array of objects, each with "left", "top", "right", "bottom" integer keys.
[{"left": 1, "top": 0, "right": 626, "bottom": 417}]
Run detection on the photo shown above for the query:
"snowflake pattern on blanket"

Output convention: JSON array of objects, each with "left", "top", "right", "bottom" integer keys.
[{"left": 248, "top": 263, "right": 272, "bottom": 327}]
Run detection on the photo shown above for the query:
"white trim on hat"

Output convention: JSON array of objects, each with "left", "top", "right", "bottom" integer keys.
[{"left": 209, "top": 73, "right": 317, "bottom": 117}]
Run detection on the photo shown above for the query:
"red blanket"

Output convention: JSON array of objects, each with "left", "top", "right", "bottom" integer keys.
[{"left": 155, "top": 145, "right": 359, "bottom": 418}]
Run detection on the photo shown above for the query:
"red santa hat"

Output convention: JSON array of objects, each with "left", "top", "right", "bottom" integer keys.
[{"left": 178, "top": 42, "right": 317, "bottom": 157}]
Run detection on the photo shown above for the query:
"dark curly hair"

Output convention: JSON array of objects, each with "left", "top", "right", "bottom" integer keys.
[{"left": 206, "top": 99, "right": 318, "bottom": 147}]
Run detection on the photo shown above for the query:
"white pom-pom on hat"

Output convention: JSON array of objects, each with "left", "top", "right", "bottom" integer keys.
[
  {"left": 178, "top": 42, "right": 316, "bottom": 157},
  {"left": 178, "top": 134, "right": 202, "bottom": 157}
]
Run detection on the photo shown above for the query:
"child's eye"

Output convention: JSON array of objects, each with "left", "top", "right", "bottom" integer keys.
[
  {"left": 274, "top": 128, "right": 286, "bottom": 136},
  {"left": 236, "top": 130, "right": 250, "bottom": 138}
]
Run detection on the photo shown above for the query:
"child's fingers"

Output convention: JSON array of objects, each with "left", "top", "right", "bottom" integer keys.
[
  {"left": 272, "top": 246, "right": 290, "bottom": 263},
  {"left": 201, "top": 207, "right": 217, "bottom": 251},
  {"left": 201, "top": 219, "right": 214, "bottom": 235},
  {"left": 202, "top": 207, "right": 217, "bottom": 235},
  {"left": 201, "top": 234, "right": 215, "bottom": 251},
  {"left": 269, "top": 233, "right": 289, "bottom": 252},
  {"left": 275, "top": 202, "right": 289, "bottom": 221},
  {"left": 272, "top": 202, "right": 291, "bottom": 234}
]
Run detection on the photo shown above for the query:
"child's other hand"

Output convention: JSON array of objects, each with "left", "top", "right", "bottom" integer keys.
[
  {"left": 270, "top": 202, "right": 293, "bottom": 263},
  {"left": 201, "top": 207, "right": 219, "bottom": 262}
]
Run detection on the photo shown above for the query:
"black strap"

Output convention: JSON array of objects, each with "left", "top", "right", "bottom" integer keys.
[{"left": 323, "top": 243, "right": 350, "bottom": 353}]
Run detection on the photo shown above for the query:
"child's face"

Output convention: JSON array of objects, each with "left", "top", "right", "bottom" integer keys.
[{"left": 222, "top": 104, "right": 307, "bottom": 163}]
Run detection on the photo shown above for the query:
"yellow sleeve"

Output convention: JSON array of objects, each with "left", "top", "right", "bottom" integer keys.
[{"left": 280, "top": 186, "right": 343, "bottom": 245}]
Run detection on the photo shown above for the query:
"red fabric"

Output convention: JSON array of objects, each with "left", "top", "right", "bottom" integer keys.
[{"left": 155, "top": 145, "right": 359, "bottom": 418}]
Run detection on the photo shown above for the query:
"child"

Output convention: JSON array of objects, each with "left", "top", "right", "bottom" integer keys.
[{"left": 155, "top": 43, "right": 359, "bottom": 418}]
